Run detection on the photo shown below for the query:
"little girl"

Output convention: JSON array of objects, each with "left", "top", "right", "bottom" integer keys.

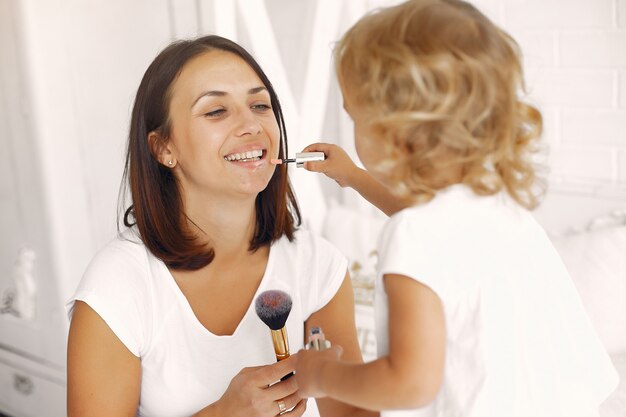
[{"left": 294, "top": 1, "right": 618, "bottom": 416}]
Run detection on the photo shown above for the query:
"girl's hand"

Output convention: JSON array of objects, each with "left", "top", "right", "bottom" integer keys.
[
  {"left": 301, "top": 143, "right": 359, "bottom": 188},
  {"left": 294, "top": 345, "right": 344, "bottom": 398},
  {"left": 210, "top": 355, "right": 307, "bottom": 417},
  {"left": 303, "top": 142, "right": 412, "bottom": 217}
]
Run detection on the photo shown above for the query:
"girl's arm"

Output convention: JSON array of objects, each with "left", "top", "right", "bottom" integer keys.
[
  {"left": 301, "top": 143, "right": 412, "bottom": 217},
  {"left": 296, "top": 274, "right": 446, "bottom": 411},
  {"left": 305, "top": 272, "right": 379, "bottom": 417},
  {"left": 347, "top": 167, "right": 411, "bottom": 217}
]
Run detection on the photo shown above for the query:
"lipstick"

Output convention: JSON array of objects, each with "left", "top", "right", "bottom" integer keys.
[{"left": 271, "top": 152, "right": 325, "bottom": 168}]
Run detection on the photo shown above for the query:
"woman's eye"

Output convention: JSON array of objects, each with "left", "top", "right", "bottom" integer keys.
[
  {"left": 204, "top": 108, "right": 226, "bottom": 118},
  {"left": 252, "top": 104, "right": 272, "bottom": 112}
]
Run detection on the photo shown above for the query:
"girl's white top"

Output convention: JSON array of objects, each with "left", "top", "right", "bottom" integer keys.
[
  {"left": 375, "top": 185, "right": 618, "bottom": 417},
  {"left": 67, "top": 228, "right": 346, "bottom": 417}
]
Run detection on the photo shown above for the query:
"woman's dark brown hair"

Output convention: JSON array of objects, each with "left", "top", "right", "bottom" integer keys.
[{"left": 119, "top": 35, "right": 301, "bottom": 270}]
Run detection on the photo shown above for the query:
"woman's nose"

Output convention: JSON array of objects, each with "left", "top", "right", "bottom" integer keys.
[{"left": 234, "top": 109, "right": 262, "bottom": 136}]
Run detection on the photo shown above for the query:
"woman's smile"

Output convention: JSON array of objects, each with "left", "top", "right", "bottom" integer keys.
[{"left": 223, "top": 145, "right": 270, "bottom": 170}]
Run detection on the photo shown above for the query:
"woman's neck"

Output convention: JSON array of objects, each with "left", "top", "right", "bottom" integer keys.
[{"left": 183, "top": 192, "right": 258, "bottom": 261}]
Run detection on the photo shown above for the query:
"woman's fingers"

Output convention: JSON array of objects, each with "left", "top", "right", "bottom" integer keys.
[
  {"left": 218, "top": 358, "right": 303, "bottom": 417},
  {"left": 254, "top": 356, "right": 298, "bottom": 387},
  {"left": 261, "top": 361, "right": 302, "bottom": 414},
  {"left": 286, "top": 398, "right": 308, "bottom": 416},
  {"left": 267, "top": 391, "right": 304, "bottom": 416},
  {"left": 265, "top": 374, "right": 299, "bottom": 399}
]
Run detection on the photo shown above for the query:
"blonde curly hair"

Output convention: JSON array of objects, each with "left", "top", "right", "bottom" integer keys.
[{"left": 335, "top": 0, "right": 544, "bottom": 209}]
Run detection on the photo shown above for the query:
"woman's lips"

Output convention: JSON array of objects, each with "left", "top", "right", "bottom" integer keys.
[
  {"left": 224, "top": 148, "right": 265, "bottom": 162},
  {"left": 224, "top": 149, "right": 268, "bottom": 169}
]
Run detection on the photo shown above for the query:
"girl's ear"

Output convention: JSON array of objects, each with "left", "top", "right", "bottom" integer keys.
[{"left": 148, "top": 131, "right": 177, "bottom": 168}]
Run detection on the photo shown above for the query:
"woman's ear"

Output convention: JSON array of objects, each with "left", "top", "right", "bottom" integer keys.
[{"left": 148, "top": 131, "right": 177, "bottom": 168}]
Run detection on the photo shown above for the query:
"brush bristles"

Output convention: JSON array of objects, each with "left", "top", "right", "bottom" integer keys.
[{"left": 255, "top": 290, "right": 293, "bottom": 330}]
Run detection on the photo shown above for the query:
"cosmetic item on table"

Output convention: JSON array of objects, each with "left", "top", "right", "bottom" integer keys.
[
  {"left": 306, "top": 326, "right": 331, "bottom": 351},
  {"left": 270, "top": 151, "right": 325, "bottom": 168},
  {"left": 255, "top": 290, "right": 294, "bottom": 380}
]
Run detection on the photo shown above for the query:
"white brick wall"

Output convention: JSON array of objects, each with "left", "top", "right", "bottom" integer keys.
[
  {"left": 619, "top": 150, "right": 626, "bottom": 180},
  {"left": 561, "top": 110, "right": 626, "bottom": 145},
  {"left": 470, "top": 0, "right": 626, "bottom": 196},
  {"left": 515, "top": 31, "right": 557, "bottom": 69},
  {"left": 537, "top": 108, "right": 560, "bottom": 149},
  {"left": 527, "top": 69, "right": 614, "bottom": 107},
  {"left": 560, "top": 32, "right": 626, "bottom": 67},
  {"left": 619, "top": 0, "right": 626, "bottom": 28},
  {"left": 505, "top": 0, "right": 613, "bottom": 30},
  {"left": 550, "top": 145, "right": 614, "bottom": 181},
  {"left": 620, "top": 70, "right": 626, "bottom": 107},
  {"left": 502, "top": 0, "right": 614, "bottom": 30}
]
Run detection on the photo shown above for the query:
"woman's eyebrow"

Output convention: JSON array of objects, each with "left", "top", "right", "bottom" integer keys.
[
  {"left": 191, "top": 86, "right": 268, "bottom": 109},
  {"left": 191, "top": 90, "right": 226, "bottom": 109},
  {"left": 248, "top": 86, "right": 268, "bottom": 95}
]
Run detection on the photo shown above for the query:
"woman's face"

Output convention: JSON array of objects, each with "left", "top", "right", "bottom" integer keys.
[{"left": 164, "top": 50, "right": 280, "bottom": 199}]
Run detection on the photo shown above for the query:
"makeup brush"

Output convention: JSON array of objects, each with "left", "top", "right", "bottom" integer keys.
[
  {"left": 271, "top": 151, "right": 325, "bottom": 168},
  {"left": 255, "top": 290, "right": 294, "bottom": 379}
]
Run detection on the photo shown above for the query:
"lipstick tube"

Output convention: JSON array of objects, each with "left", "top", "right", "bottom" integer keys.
[
  {"left": 307, "top": 326, "right": 331, "bottom": 351},
  {"left": 295, "top": 152, "right": 325, "bottom": 168}
]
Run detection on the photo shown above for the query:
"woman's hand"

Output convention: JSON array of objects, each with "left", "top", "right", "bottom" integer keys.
[
  {"left": 207, "top": 355, "right": 307, "bottom": 417},
  {"left": 294, "top": 346, "right": 344, "bottom": 399},
  {"left": 301, "top": 143, "right": 360, "bottom": 188}
]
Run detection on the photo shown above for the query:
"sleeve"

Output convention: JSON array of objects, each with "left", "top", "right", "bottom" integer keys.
[
  {"left": 65, "top": 241, "right": 151, "bottom": 357},
  {"left": 300, "top": 231, "right": 349, "bottom": 317},
  {"left": 377, "top": 212, "right": 447, "bottom": 298}
]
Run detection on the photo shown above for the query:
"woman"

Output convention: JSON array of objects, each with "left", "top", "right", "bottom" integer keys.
[{"left": 66, "top": 35, "right": 374, "bottom": 417}]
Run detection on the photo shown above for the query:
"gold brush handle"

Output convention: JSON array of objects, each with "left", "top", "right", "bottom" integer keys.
[{"left": 271, "top": 327, "right": 290, "bottom": 360}]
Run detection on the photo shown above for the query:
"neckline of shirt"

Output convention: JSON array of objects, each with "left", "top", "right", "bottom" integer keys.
[{"left": 155, "top": 235, "right": 282, "bottom": 339}]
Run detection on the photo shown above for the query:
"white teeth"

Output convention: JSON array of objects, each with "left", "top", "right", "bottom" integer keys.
[{"left": 224, "top": 149, "right": 263, "bottom": 162}]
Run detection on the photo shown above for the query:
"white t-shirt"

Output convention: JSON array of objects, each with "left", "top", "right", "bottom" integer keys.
[
  {"left": 375, "top": 185, "right": 618, "bottom": 417},
  {"left": 66, "top": 228, "right": 347, "bottom": 417}
]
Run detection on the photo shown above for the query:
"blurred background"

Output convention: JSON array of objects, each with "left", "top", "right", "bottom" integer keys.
[{"left": 0, "top": 0, "right": 625, "bottom": 416}]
